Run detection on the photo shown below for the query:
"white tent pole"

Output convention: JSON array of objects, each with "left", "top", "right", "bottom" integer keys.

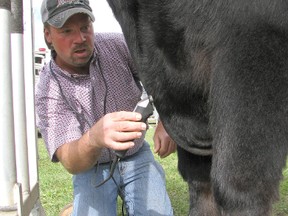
[
  {"left": 23, "top": 0, "right": 39, "bottom": 190},
  {"left": 23, "top": 0, "right": 46, "bottom": 214},
  {"left": 11, "top": 0, "right": 31, "bottom": 198},
  {"left": 0, "top": 0, "right": 18, "bottom": 211}
]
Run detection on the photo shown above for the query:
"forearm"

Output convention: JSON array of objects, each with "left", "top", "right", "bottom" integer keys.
[
  {"left": 55, "top": 111, "right": 146, "bottom": 174},
  {"left": 56, "top": 130, "right": 102, "bottom": 174}
]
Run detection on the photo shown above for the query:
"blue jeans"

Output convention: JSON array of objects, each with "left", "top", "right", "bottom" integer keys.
[{"left": 72, "top": 141, "right": 173, "bottom": 216}]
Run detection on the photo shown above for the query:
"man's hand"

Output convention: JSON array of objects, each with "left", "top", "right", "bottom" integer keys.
[
  {"left": 56, "top": 111, "right": 147, "bottom": 174},
  {"left": 89, "top": 111, "right": 147, "bottom": 151},
  {"left": 153, "top": 120, "right": 176, "bottom": 158}
]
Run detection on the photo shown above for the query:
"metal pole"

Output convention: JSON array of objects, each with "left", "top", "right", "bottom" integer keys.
[
  {"left": 23, "top": 0, "right": 46, "bottom": 215},
  {"left": 24, "top": 0, "right": 39, "bottom": 191},
  {"left": 11, "top": 0, "right": 31, "bottom": 198},
  {"left": 0, "top": 0, "right": 18, "bottom": 211}
]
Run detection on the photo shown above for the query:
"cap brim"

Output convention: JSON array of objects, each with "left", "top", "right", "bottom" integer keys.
[{"left": 47, "top": 8, "right": 95, "bottom": 28}]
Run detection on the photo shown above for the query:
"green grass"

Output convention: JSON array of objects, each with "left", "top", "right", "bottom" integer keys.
[
  {"left": 38, "top": 128, "right": 288, "bottom": 216},
  {"left": 274, "top": 166, "right": 288, "bottom": 216},
  {"left": 38, "top": 139, "right": 73, "bottom": 215}
]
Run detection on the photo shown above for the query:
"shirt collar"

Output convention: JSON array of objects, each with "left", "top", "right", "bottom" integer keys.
[{"left": 50, "top": 49, "right": 97, "bottom": 78}]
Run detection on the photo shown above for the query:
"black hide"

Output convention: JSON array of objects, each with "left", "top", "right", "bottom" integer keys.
[{"left": 106, "top": 1, "right": 288, "bottom": 215}]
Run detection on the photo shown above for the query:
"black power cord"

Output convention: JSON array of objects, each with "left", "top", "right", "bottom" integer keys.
[{"left": 94, "top": 96, "right": 154, "bottom": 188}]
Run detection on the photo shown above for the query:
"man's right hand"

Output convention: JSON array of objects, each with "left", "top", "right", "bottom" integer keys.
[
  {"left": 56, "top": 111, "right": 147, "bottom": 174},
  {"left": 88, "top": 111, "right": 147, "bottom": 151}
]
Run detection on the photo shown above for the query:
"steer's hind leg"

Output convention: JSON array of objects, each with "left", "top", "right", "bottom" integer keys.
[
  {"left": 177, "top": 146, "right": 219, "bottom": 216},
  {"left": 188, "top": 181, "right": 220, "bottom": 216}
]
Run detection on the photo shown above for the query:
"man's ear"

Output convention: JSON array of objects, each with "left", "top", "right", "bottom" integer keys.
[
  {"left": 44, "top": 27, "right": 53, "bottom": 50},
  {"left": 44, "top": 28, "right": 52, "bottom": 43}
]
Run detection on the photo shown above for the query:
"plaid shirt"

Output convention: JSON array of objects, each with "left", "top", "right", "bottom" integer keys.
[{"left": 36, "top": 33, "right": 144, "bottom": 163}]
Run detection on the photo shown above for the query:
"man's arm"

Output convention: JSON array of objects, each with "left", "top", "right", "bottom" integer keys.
[
  {"left": 55, "top": 130, "right": 101, "bottom": 174},
  {"left": 56, "top": 111, "right": 146, "bottom": 174}
]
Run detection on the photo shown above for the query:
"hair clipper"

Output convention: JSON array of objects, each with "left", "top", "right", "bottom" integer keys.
[{"left": 114, "top": 96, "right": 154, "bottom": 158}]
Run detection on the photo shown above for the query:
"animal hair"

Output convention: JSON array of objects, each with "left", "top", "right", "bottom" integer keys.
[{"left": 107, "top": 0, "right": 288, "bottom": 215}]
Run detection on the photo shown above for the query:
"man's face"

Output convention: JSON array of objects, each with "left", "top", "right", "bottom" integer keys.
[{"left": 44, "top": 13, "right": 94, "bottom": 73}]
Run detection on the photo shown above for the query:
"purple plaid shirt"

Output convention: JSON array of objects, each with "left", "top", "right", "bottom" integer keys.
[{"left": 36, "top": 33, "right": 145, "bottom": 163}]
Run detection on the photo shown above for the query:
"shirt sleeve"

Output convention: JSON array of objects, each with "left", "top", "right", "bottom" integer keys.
[{"left": 35, "top": 68, "right": 83, "bottom": 162}]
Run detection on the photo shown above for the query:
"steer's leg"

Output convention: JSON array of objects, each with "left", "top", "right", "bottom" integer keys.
[
  {"left": 209, "top": 26, "right": 288, "bottom": 216},
  {"left": 177, "top": 146, "right": 219, "bottom": 216}
]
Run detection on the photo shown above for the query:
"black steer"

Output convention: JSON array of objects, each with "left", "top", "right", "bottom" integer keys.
[{"left": 106, "top": 1, "right": 288, "bottom": 215}]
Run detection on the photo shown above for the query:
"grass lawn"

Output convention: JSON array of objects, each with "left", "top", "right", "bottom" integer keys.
[{"left": 38, "top": 127, "right": 288, "bottom": 216}]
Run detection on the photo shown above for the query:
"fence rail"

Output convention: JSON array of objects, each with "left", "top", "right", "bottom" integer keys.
[{"left": 0, "top": 0, "right": 44, "bottom": 215}]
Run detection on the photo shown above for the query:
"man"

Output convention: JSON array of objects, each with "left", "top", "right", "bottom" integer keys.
[{"left": 36, "top": 0, "right": 176, "bottom": 215}]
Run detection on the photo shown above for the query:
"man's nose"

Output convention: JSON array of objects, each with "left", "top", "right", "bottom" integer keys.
[{"left": 74, "top": 30, "right": 86, "bottom": 42}]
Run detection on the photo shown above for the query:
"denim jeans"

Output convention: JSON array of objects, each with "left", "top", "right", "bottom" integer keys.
[{"left": 72, "top": 141, "right": 173, "bottom": 216}]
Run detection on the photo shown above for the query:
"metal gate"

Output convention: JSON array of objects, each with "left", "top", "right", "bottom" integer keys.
[{"left": 0, "top": 0, "right": 44, "bottom": 215}]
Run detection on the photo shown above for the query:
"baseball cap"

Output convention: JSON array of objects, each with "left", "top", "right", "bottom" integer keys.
[{"left": 41, "top": 0, "right": 95, "bottom": 28}]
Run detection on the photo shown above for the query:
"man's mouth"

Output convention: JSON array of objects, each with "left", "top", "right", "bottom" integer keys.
[{"left": 75, "top": 48, "right": 86, "bottom": 53}]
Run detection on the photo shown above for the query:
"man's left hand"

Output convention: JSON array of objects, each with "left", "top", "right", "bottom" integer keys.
[{"left": 153, "top": 120, "right": 177, "bottom": 158}]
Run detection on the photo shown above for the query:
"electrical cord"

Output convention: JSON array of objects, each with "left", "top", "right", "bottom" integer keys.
[
  {"left": 94, "top": 156, "right": 120, "bottom": 187},
  {"left": 95, "top": 96, "right": 154, "bottom": 188},
  {"left": 49, "top": 59, "right": 151, "bottom": 216},
  {"left": 50, "top": 60, "right": 128, "bottom": 215}
]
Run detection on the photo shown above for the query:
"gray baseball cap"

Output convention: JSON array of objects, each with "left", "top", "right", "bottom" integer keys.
[{"left": 41, "top": 0, "right": 95, "bottom": 28}]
